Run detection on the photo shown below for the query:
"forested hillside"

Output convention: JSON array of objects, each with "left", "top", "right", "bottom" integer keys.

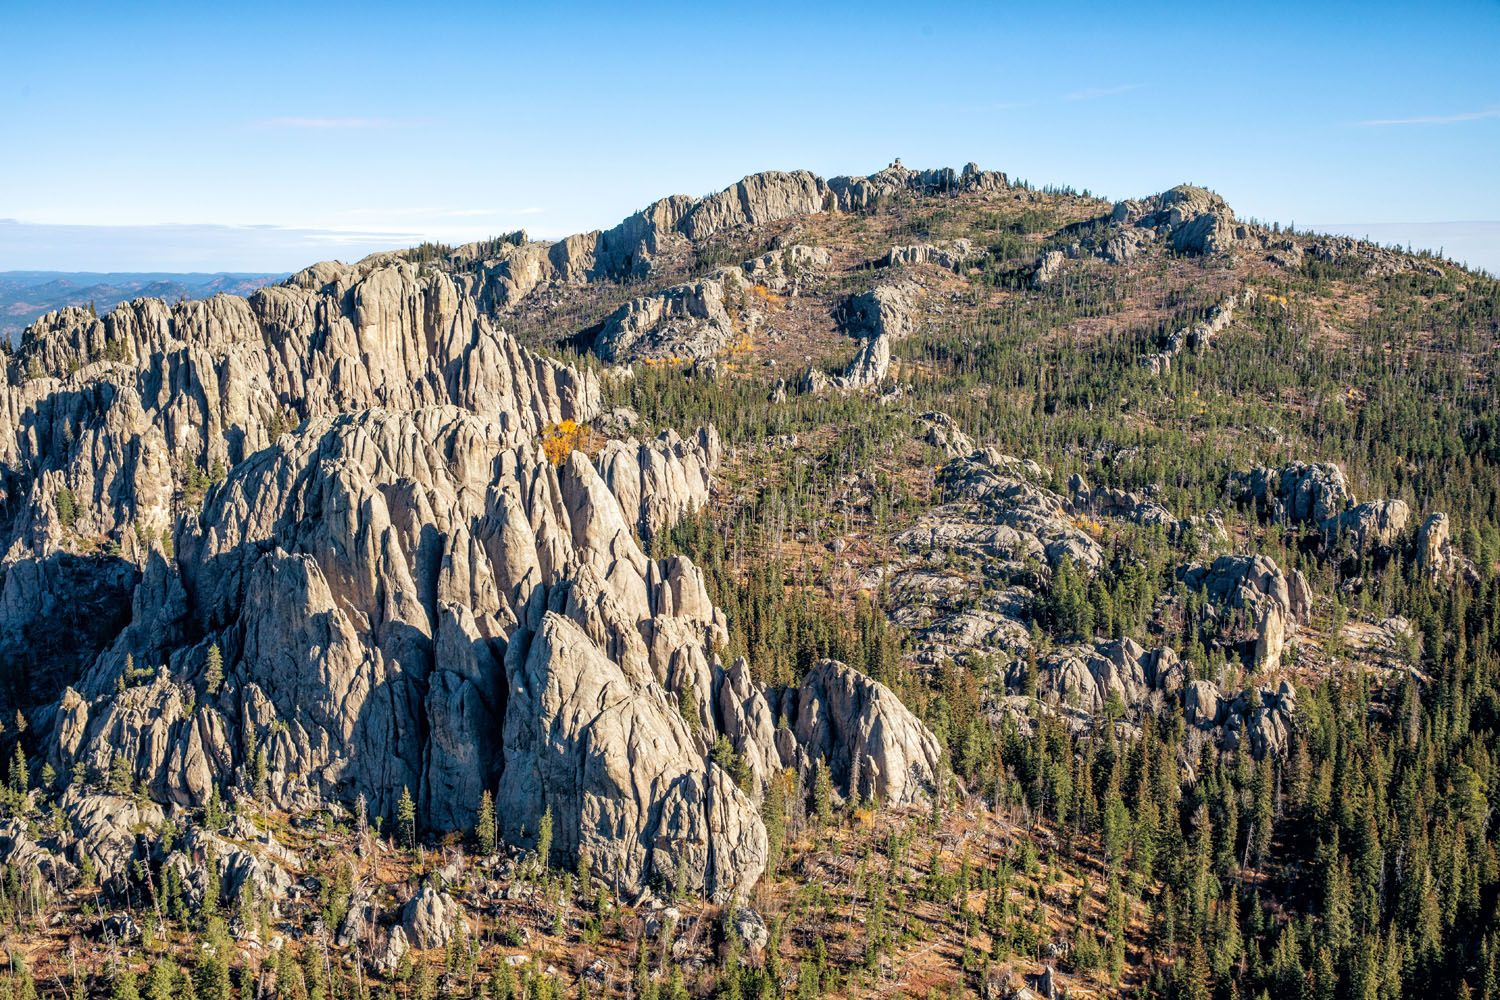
[{"left": 0, "top": 161, "right": 1495, "bottom": 1000}]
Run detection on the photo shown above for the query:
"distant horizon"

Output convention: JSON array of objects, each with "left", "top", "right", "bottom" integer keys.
[
  {"left": 4, "top": 2, "right": 1497, "bottom": 275},
  {"left": 2, "top": 212, "right": 1497, "bottom": 280}
]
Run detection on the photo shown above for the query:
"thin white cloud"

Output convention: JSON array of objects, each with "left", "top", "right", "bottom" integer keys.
[
  {"left": 339, "top": 207, "right": 503, "bottom": 220},
  {"left": 1061, "top": 83, "right": 1143, "bottom": 103},
  {"left": 256, "top": 116, "right": 426, "bottom": 130},
  {"left": 1358, "top": 107, "right": 1500, "bottom": 127}
]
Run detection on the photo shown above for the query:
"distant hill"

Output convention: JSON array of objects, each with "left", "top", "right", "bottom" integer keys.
[{"left": 0, "top": 270, "right": 284, "bottom": 341}]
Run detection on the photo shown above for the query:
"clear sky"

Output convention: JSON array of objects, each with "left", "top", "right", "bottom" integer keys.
[{"left": 3, "top": 0, "right": 1498, "bottom": 273}]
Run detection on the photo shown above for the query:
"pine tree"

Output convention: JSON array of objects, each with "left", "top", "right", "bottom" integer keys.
[
  {"left": 112, "top": 967, "right": 141, "bottom": 1000},
  {"left": 536, "top": 804, "right": 553, "bottom": 870},
  {"left": 144, "top": 957, "right": 177, "bottom": 1000},
  {"left": 476, "top": 790, "right": 496, "bottom": 856},
  {"left": 204, "top": 644, "right": 224, "bottom": 695},
  {"left": 812, "top": 760, "right": 833, "bottom": 828},
  {"left": 108, "top": 750, "right": 133, "bottom": 794},
  {"left": 8, "top": 744, "right": 26, "bottom": 796},
  {"left": 762, "top": 770, "right": 787, "bottom": 877},
  {"left": 397, "top": 785, "right": 416, "bottom": 849}
]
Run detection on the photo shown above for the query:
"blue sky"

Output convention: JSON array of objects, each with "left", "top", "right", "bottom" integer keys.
[{"left": 2, "top": 0, "right": 1498, "bottom": 273}]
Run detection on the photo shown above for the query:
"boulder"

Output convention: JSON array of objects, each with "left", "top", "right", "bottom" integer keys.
[{"left": 401, "top": 885, "right": 469, "bottom": 950}]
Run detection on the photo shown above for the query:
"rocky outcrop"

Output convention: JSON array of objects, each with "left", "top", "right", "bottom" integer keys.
[
  {"left": 62, "top": 792, "right": 164, "bottom": 892},
  {"left": 44, "top": 400, "right": 734, "bottom": 841},
  {"left": 897, "top": 449, "right": 1102, "bottom": 573},
  {"left": 827, "top": 160, "right": 1009, "bottom": 212},
  {"left": 592, "top": 270, "right": 750, "bottom": 363},
  {"left": 799, "top": 333, "right": 891, "bottom": 394},
  {"left": 712, "top": 657, "right": 783, "bottom": 801},
  {"left": 1067, "top": 475, "right": 1179, "bottom": 533},
  {"left": 799, "top": 281, "right": 917, "bottom": 395},
  {"left": 1031, "top": 250, "right": 1065, "bottom": 289},
  {"left": 1416, "top": 513, "right": 1477, "bottom": 582},
  {"left": 1009, "top": 638, "right": 1180, "bottom": 715},
  {"left": 1229, "top": 460, "right": 1412, "bottom": 559},
  {"left": 741, "top": 245, "right": 832, "bottom": 294},
  {"left": 1325, "top": 499, "right": 1410, "bottom": 556},
  {"left": 401, "top": 885, "right": 469, "bottom": 949},
  {"left": 885, "top": 241, "right": 973, "bottom": 271},
  {"left": 501, "top": 613, "right": 766, "bottom": 902},
  {"left": 782, "top": 660, "right": 942, "bottom": 806},
  {"left": 1111, "top": 184, "right": 1247, "bottom": 256},
  {"left": 847, "top": 282, "right": 921, "bottom": 341},
  {"left": 917, "top": 411, "right": 975, "bottom": 458},
  {"left": 1306, "top": 236, "right": 1445, "bottom": 279},
  {"left": 1182, "top": 679, "right": 1298, "bottom": 757},
  {"left": 1137, "top": 289, "right": 1253, "bottom": 375},
  {"left": 889, "top": 571, "right": 1032, "bottom": 667},
  {"left": 1229, "top": 462, "right": 1352, "bottom": 526},
  {"left": 1179, "top": 554, "right": 1312, "bottom": 671}
]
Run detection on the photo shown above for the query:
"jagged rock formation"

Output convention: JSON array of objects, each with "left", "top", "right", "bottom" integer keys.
[
  {"left": 1229, "top": 461, "right": 1352, "bottom": 526},
  {"left": 1005, "top": 638, "right": 1297, "bottom": 757},
  {"left": 61, "top": 792, "right": 163, "bottom": 892},
  {"left": 1325, "top": 499, "right": 1410, "bottom": 555},
  {"left": 799, "top": 333, "right": 890, "bottom": 394},
  {"left": 1067, "top": 474, "right": 1179, "bottom": 534},
  {"left": 589, "top": 244, "right": 836, "bottom": 364},
  {"left": 846, "top": 281, "right": 921, "bottom": 342},
  {"left": 1031, "top": 250, "right": 1066, "bottom": 289},
  {"left": 1229, "top": 459, "right": 1413, "bottom": 560},
  {"left": 2, "top": 258, "right": 599, "bottom": 712},
  {"left": 1182, "top": 679, "right": 1299, "bottom": 757},
  {"left": 1179, "top": 554, "right": 1312, "bottom": 671},
  {"left": 780, "top": 660, "right": 942, "bottom": 807},
  {"left": 593, "top": 270, "right": 751, "bottom": 363},
  {"left": 741, "top": 245, "right": 832, "bottom": 294},
  {"left": 594, "top": 427, "right": 719, "bottom": 544},
  {"left": 1008, "top": 638, "right": 1181, "bottom": 715},
  {"left": 712, "top": 657, "right": 783, "bottom": 802},
  {"left": 8, "top": 216, "right": 950, "bottom": 907},
  {"left": 501, "top": 612, "right": 767, "bottom": 903},
  {"left": 889, "top": 570, "right": 1032, "bottom": 667},
  {"left": 50, "top": 408, "right": 730, "bottom": 840},
  {"left": 401, "top": 886, "right": 469, "bottom": 949},
  {"left": 800, "top": 281, "right": 920, "bottom": 394},
  {"left": 461, "top": 161, "right": 1005, "bottom": 315},
  {"left": 1306, "top": 236, "right": 1445, "bottom": 278},
  {"left": 917, "top": 411, "right": 975, "bottom": 458}
]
